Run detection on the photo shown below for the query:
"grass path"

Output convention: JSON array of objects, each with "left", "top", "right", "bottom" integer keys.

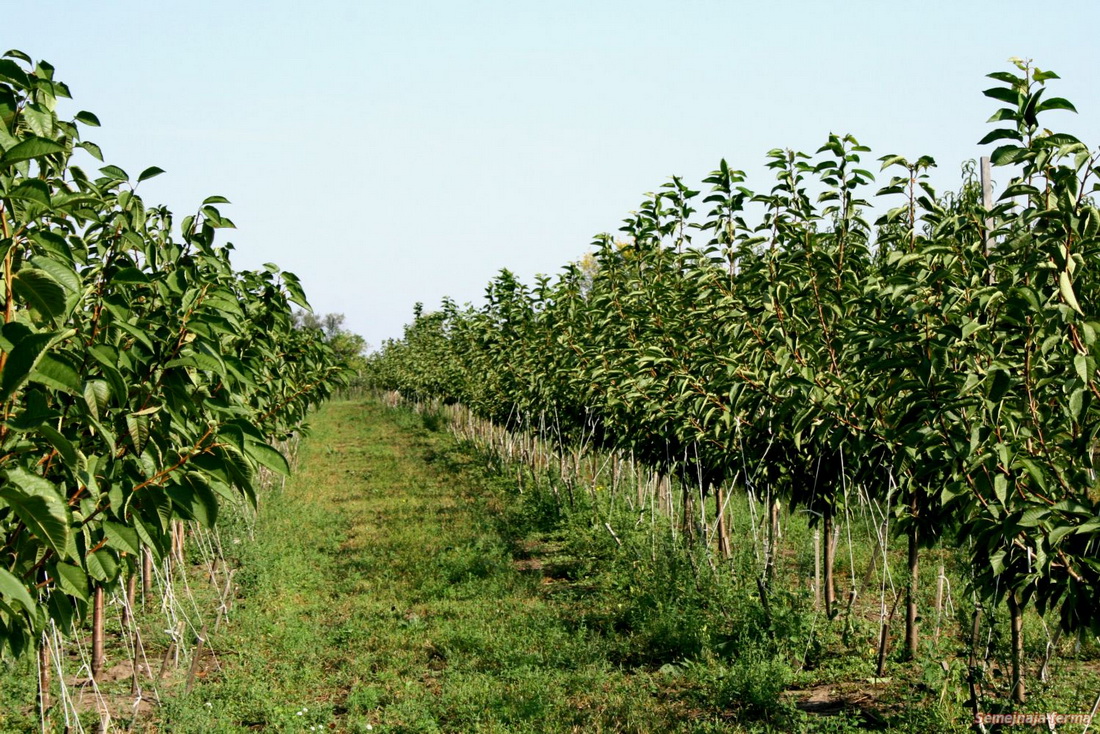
[{"left": 157, "top": 399, "right": 709, "bottom": 733}]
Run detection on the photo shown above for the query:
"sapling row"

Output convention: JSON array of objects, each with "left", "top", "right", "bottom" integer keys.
[
  {"left": 0, "top": 51, "right": 347, "bottom": 728},
  {"left": 370, "top": 60, "right": 1100, "bottom": 708}
]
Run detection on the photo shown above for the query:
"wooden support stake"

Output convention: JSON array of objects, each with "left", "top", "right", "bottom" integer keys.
[
  {"left": 185, "top": 626, "right": 208, "bottom": 694},
  {"left": 715, "top": 486, "right": 731, "bottom": 559},
  {"left": 981, "top": 155, "right": 995, "bottom": 286}
]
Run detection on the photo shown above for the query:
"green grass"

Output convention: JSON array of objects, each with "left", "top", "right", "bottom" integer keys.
[
  {"left": 4, "top": 398, "right": 1097, "bottom": 732},
  {"left": 150, "top": 400, "right": 769, "bottom": 732}
]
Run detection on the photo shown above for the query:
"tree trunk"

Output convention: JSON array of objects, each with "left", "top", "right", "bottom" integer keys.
[
  {"left": 905, "top": 506, "right": 919, "bottom": 659},
  {"left": 1008, "top": 591, "right": 1026, "bottom": 704},
  {"left": 967, "top": 604, "right": 983, "bottom": 719},
  {"left": 715, "top": 486, "right": 731, "bottom": 558},
  {"left": 813, "top": 529, "right": 822, "bottom": 608},
  {"left": 823, "top": 505, "right": 836, "bottom": 618},
  {"left": 92, "top": 585, "right": 105, "bottom": 680},
  {"left": 141, "top": 546, "right": 153, "bottom": 608},
  {"left": 37, "top": 633, "right": 51, "bottom": 718},
  {"left": 123, "top": 571, "right": 137, "bottom": 628}
]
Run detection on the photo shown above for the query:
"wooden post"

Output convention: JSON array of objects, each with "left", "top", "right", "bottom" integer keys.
[
  {"left": 185, "top": 625, "right": 208, "bottom": 694},
  {"left": 934, "top": 562, "right": 945, "bottom": 643},
  {"left": 715, "top": 486, "right": 731, "bottom": 559},
  {"left": 765, "top": 496, "right": 780, "bottom": 584},
  {"left": 157, "top": 622, "right": 183, "bottom": 683},
  {"left": 981, "top": 155, "right": 994, "bottom": 286}
]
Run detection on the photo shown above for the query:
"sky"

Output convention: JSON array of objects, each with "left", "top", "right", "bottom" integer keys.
[{"left": 8, "top": 1, "right": 1100, "bottom": 350}]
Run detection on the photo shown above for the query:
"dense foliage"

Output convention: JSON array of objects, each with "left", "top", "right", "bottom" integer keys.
[
  {"left": 370, "top": 60, "right": 1100, "bottom": 701},
  {"left": 0, "top": 52, "right": 344, "bottom": 659}
]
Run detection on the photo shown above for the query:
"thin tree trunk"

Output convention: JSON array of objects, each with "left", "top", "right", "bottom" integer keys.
[
  {"left": 682, "top": 480, "right": 695, "bottom": 544},
  {"left": 1008, "top": 591, "right": 1025, "bottom": 704},
  {"left": 905, "top": 505, "right": 919, "bottom": 659},
  {"left": 968, "top": 604, "right": 983, "bottom": 718},
  {"left": 715, "top": 486, "right": 731, "bottom": 558},
  {"left": 37, "top": 633, "right": 51, "bottom": 720},
  {"left": 123, "top": 572, "right": 137, "bottom": 628},
  {"left": 142, "top": 546, "right": 153, "bottom": 608},
  {"left": 92, "top": 585, "right": 105, "bottom": 680},
  {"left": 813, "top": 529, "right": 821, "bottom": 608},
  {"left": 823, "top": 505, "right": 836, "bottom": 618}
]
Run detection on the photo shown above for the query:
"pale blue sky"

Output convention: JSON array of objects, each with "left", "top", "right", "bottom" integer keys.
[{"left": 9, "top": 1, "right": 1100, "bottom": 348}]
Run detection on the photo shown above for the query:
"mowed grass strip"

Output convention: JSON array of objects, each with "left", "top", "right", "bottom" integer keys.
[{"left": 156, "top": 400, "right": 701, "bottom": 733}]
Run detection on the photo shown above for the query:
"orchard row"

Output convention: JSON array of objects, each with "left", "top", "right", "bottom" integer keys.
[
  {"left": 369, "top": 60, "right": 1100, "bottom": 704},
  {"left": 0, "top": 52, "right": 345, "bottom": 661}
]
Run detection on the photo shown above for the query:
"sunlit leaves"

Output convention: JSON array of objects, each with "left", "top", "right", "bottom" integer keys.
[{"left": 0, "top": 49, "right": 344, "bottom": 660}]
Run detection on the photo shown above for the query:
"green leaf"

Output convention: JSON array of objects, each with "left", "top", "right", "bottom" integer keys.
[
  {"left": 978, "top": 128, "right": 1022, "bottom": 146},
  {"left": 0, "top": 136, "right": 64, "bottom": 165},
  {"left": 0, "top": 59, "right": 30, "bottom": 87},
  {"left": 1074, "top": 353, "right": 1089, "bottom": 383},
  {"left": 85, "top": 549, "right": 119, "bottom": 582},
  {"left": 31, "top": 352, "right": 82, "bottom": 395},
  {"left": 165, "top": 473, "right": 218, "bottom": 527},
  {"left": 110, "top": 267, "right": 149, "bottom": 284},
  {"left": 1068, "top": 388, "right": 1085, "bottom": 421},
  {"left": 1037, "top": 97, "right": 1077, "bottom": 113},
  {"left": 0, "top": 467, "right": 70, "bottom": 555},
  {"left": 243, "top": 440, "right": 291, "bottom": 476},
  {"left": 1017, "top": 458, "right": 1048, "bottom": 492},
  {"left": 1060, "top": 270, "right": 1084, "bottom": 315},
  {"left": 983, "top": 87, "right": 1021, "bottom": 105},
  {"left": 989, "top": 549, "right": 1006, "bottom": 576},
  {"left": 12, "top": 268, "right": 65, "bottom": 320},
  {"left": 103, "top": 521, "right": 140, "bottom": 557},
  {"left": 7, "top": 179, "right": 51, "bottom": 206},
  {"left": 38, "top": 424, "right": 78, "bottom": 469},
  {"left": 0, "top": 331, "right": 52, "bottom": 403},
  {"left": 125, "top": 413, "right": 150, "bottom": 456},
  {"left": 137, "top": 166, "right": 165, "bottom": 182},
  {"left": 0, "top": 568, "right": 36, "bottom": 616},
  {"left": 53, "top": 562, "right": 88, "bottom": 601},
  {"left": 29, "top": 256, "right": 80, "bottom": 294},
  {"left": 1017, "top": 507, "right": 1048, "bottom": 528},
  {"left": 98, "top": 165, "right": 128, "bottom": 181},
  {"left": 83, "top": 379, "right": 110, "bottom": 421}
]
